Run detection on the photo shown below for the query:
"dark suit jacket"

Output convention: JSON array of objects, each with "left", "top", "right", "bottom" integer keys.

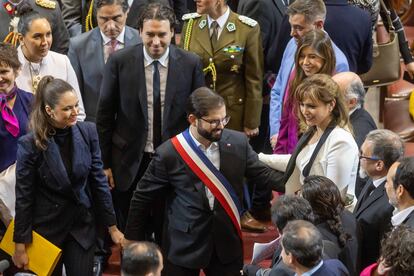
[
  {"left": 350, "top": 108, "right": 377, "bottom": 150},
  {"left": 402, "top": 209, "right": 414, "bottom": 228},
  {"left": 353, "top": 179, "right": 393, "bottom": 269},
  {"left": 14, "top": 122, "right": 116, "bottom": 250},
  {"left": 312, "top": 259, "right": 349, "bottom": 276},
  {"left": 124, "top": 129, "right": 284, "bottom": 268},
  {"left": 96, "top": 44, "right": 205, "bottom": 192},
  {"left": 68, "top": 26, "right": 141, "bottom": 122},
  {"left": 237, "top": 0, "right": 286, "bottom": 72}
]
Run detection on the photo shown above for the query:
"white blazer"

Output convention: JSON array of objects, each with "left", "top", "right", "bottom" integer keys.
[{"left": 259, "top": 127, "right": 359, "bottom": 198}]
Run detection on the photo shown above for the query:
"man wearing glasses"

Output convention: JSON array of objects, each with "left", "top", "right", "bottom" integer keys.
[
  {"left": 354, "top": 129, "right": 403, "bottom": 270},
  {"left": 123, "top": 87, "right": 285, "bottom": 275}
]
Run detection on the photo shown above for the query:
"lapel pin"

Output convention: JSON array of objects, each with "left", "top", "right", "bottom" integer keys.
[
  {"left": 226, "top": 22, "right": 236, "bottom": 32},
  {"left": 227, "top": 143, "right": 231, "bottom": 147},
  {"left": 199, "top": 19, "right": 206, "bottom": 29}
]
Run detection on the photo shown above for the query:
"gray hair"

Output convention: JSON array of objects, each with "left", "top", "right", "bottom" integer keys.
[
  {"left": 345, "top": 79, "right": 365, "bottom": 108},
  {"left": 287, "top": 0, "right": 326, "bottom": 23},
  {"left": 365, "top": 129, "right": 404, "bottom": 169}
]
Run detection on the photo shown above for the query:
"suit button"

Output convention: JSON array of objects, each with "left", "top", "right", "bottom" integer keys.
[
  {"left": 210, "top": 84, "right": 213, "bottom": 88},
  {"left": 238, "top": 98, "right": 243, "bottom": 103},
  {"left": 209, "top": 58, "right": 213, "bottom": 62}
]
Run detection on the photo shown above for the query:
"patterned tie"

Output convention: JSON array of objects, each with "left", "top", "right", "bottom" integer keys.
[
  {"left": 104, "top": 39, "right": 119, "bottom": 63},
  {"left": 0, "top": 87, "right": 19, "bottom": 137},
  {"left": 210, "top": 21, "right": 219, "bottom": 50}
]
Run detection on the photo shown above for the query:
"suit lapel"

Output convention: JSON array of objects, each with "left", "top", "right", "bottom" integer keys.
[
  {"left": 195, "top": 15, "right": 214, "bottom": 56},
  {"left": 284, "top": 129, "right": 313, "bottom": 182},
  {"left": 355, "top": 180, "right": 386, "bottom": 217},
  {"left": 70, "top": 125, "right": 90, "bottom": 187},
  {"left": 43, "top": 139, "right": 71, "bottom": 190},
  {"left": 214, "top": 12, "right": 236, "bottom": 53},
  {"left": 135, "top": 46, "right": 148, "bottom": 123},
  {"left": 273, "top": 0, "right": 288, "bottom": 15},
  {"left": 92, "top": 29, "right": 105, "bottom": 71},
  {"left": 354, "top": 178, "right": 372, "bottom": 212}
]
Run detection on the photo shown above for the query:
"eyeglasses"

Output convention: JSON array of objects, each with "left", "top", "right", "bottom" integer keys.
[
  {"left": 199, "top": 115, "right": 231, "bottom": 128},
  {"left": 359, "top": 154, "right": 381, "bottom": 161}
]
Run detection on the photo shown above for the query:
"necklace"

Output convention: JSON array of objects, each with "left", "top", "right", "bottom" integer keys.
[{"left": 28, "top": 62, "right": 42, "bottom": 93}]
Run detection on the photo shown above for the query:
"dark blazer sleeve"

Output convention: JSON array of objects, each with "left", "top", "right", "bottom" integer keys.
[
  {"left": 68, "top": 38, "right": 84, "bottom": 97},
  {"left": 48, "top": 2, "right": 70, "bottom": 54},
  {"left": 96, "top": 56, "right": 120, "bottom": 168},
  {"left": 191, "top": 56, "right": 205, "bottom": 91},
  {"left": 124, "top": 149, "right": 170, "bottom": 241},
  {"left": 13, "top": 135, "right": 38, "bottom": 244},
  {"left": 84, "top": 122, "right": 117, "bottom": 226}
]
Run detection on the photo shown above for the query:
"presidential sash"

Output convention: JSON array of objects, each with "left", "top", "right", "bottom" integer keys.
[{"left": 171, "top": 129, "right": 243, "bottom": 239}]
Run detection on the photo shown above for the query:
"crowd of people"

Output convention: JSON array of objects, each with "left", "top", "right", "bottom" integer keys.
[{"left": 1, "top": 0, "right": 414, "bottom": 275}]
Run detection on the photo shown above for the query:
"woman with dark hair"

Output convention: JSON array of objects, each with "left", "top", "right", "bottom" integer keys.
[
  {"left": 12, "top": 76, "right": 123, "bottom": 275},
  {"left": 0, "top": 42, "right": 33, "bottom": 225},
  {"left": 14, "top": 5, "right": 85, "bottom": 120},
  {"left": 260, "top": 74, "right": 359, "bottom": 201},
  {"left": 361, "top": 226, "right": 414, "bottom": 276},
  {"left": 274, "top": 29, "right": 336, "bottom": 154},
  {"left": 302, "top": 175, "right": 360, "bottom": 276}
]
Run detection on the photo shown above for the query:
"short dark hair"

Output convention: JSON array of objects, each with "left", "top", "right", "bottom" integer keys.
[
  {"left": 365, "top": 129, "right": 404, "bottom": 169},
  {"left": 95, "top": 0, "right": 129, "bottom": 13},
  {"left": 281, "top": 220, "right": 323, "bottom": 268},
  {"left": 186, "top": 87, "right": 225, "bottom": 118},
  {"left": 121, "top": 242, "right": 162, "bottom": 276},
  {"left": 0, "top": 42, "right": 21, "bottom": 72},
  {"left": 271, "top": 195, "right": 314, "bottom": 232},
  {"left": 380, "top": 226, "right": 414, "bottom": 276},
  {"left": 286, "top": 0, "right": 326, "bottom": 23},
  {"left": 137, "top": 3, "right": 177, "bottom": 31},
  {"left": 393, "top": 157, "right": 414, "bottom": 199},
  {"left": 17, "top": 2, "right": 51, "bottom": 36}
]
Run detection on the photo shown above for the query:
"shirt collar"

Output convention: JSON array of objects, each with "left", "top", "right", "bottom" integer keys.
[
  {"left": 188, "top": 127, "right": 219, "bottom": 151},
  {"left": 392, "top": 206, "right": 414, "bottom": 227},
  {"left": 143, "top": 46, "right": 169, "bottom": 68},
  {"left": 100, "top": 27, "right": 126, "bottom": 45},
  {"left": 295, "top": 260, "right": 324, "bottom": 276},
  {"left": 207, "top": 7, "right": 230, "bottom": 29},
  {"left": 373, "top": 176, "right": 387, "bottom": 188},
  {"left": 17, "top": 45, "right": 49, "bottom": 66}
]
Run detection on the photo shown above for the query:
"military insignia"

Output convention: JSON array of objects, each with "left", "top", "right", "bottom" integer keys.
[
  {"left": 182, "top": 12, "right": 201, "bottom": 21},
  {"left": 199, "top": 19, "right": 206, "bottom": 29},
  {"left": 238, "top": 15, "right": 257, "bottom": 27},
  {"left": 226, "top": 22, "right": 236, "bottom": 32},
  {"left": 223, "top": 45, "right": 244, "bottom": 53},
  {"left": 230, "top": 65, "right": 240, "bottom": 73},
  {"left": 35, "top": 0, "right": 56, "bottom": 9}
]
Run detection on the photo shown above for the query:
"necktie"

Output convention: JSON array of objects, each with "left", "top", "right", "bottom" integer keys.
[
  {"left": 210, "top": 21, "right": 219, "bottom": 50},
  {"left": 109, "top": 39, "right": 118, "bottom": 54},
  {"left": 359, "top": 181, "right": 376, "bottom": 206},
  {"left": 152, "top": 60, "right": 162, "bottom": 149},
  {"left": 0, "top": 86, "right": 19, "bottom": 137},
  {"left": 104, "top": 39, "right": 118, "bottom": 62}
]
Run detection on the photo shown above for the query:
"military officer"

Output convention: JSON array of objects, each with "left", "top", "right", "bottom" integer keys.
[
  {"left": 1, "top": 0, "right": 70, "bottom": 54},
  {"left": 180, "top": 0, "right": 264, "bottom": 136}
]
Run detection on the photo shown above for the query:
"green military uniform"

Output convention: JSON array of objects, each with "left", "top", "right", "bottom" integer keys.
[{"left": 181, "top": 10, "right": 264, "bottom": 131}]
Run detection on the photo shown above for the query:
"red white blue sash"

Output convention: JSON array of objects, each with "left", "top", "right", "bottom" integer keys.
[{"left": 171, "top": 129, "right": 243, "bottom": 238}]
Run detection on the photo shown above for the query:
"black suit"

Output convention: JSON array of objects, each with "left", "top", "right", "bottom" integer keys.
[
  {"left": 125, "top": 129, "right": 284, "bottom": 273},
  {"left": 96, "top": 44, "right": 204, "bottom": 230},
  {"left": 353, "top": 179, "right": 393, "bottom": 270},
  {"left": 350, "top": 108, "right": 377, "bottom": 150},
  {"left": 402, "top": 209, "right": 414, "bottom": 228},
  {"left": 14, "top": 122, "right": 116, "bottom": 275}
]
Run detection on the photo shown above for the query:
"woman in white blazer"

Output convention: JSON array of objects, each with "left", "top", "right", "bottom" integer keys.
[{"left": 260, "top": 74, "right": 358, "bottom": 202}]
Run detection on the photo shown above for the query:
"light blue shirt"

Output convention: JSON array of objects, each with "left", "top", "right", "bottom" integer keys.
[
  {"left": 269, "top": 37, "right": 349, "bottom": 137},
  {"left": 295, "top": 260, "right": 324, "bottom": 276}
]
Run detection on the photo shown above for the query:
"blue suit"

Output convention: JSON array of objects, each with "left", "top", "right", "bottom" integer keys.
[
  {"left": 311, "top": 259, "right": 349, "bottom": 275},
  {"left": 14, "top": 122, "right": 116, "bottom": 250},
  {"left": 269, "top": 37, "right": 349, "bottom": 137}
]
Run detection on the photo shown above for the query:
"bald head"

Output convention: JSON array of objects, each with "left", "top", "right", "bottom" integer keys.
[{"left": 332, "top": 72, "right": 365, "bottom": 110}]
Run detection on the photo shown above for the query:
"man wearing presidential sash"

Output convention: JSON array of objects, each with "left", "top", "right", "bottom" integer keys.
[{"left": 123, "top": 87, "right": 284, "bottom": 275}]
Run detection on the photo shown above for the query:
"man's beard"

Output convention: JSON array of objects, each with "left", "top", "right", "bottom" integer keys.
[
  {"left": 359, "top": 167, "right": 368, "bottom": 179},
  {"left": 197, "top": 125, "right": 223, "bottom": 142}
]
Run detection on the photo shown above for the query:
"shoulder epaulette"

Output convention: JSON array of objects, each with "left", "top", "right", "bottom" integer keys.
[
  {"left": 35, "top": 0, "right": 56, "bottom": 9},
  {"left": 238, "top": 15, "right": 257, "bottom": 27},
  {"left": 182, "top": 12, "right": 201, "bottom": 21}
]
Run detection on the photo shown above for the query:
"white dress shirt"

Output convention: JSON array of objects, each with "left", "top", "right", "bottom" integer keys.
[
  {"left": 16, "top": 46, "right": 86, "bottom": 121},
  {"left": 101, "top": 27, "right": 126, "bottom": 63},
  {"left": 143, "top": 46, "right": 169, "bottom": 153},
  {"left": 207, "top": 7, "right": 230, "bottom": 39},
  {"left": 189, "top": 128, "right": 219, "bottom": 210}
]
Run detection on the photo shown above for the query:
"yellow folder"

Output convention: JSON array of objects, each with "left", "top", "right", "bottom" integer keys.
[{"left": 0, "top": 220, "right": 62, "bottom": 276}]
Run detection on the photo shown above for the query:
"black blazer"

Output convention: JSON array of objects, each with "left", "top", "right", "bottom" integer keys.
[
  {"left": 13, "top": 122, "right": 116, "bottom": 250},
  {"left": 353, "top": 179, "right": 393, "bottom": 269},
  {"left": 350, "top": 108, "right": 377, "bottom": 150},
  {"left": 403, "top": 210, "right": 414, "bottom": 228},
  {"left": 125, "top": 129, "right": 284, "bottom": 268},
  {"left": 237, "top": 0, "right": 287, "bottom": 72},
  {"left": 96, "top": 44, "right": 205, "bottom": 191},
  {"left": 68, "top": 26, "right": 141, "bottom": 122}
]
